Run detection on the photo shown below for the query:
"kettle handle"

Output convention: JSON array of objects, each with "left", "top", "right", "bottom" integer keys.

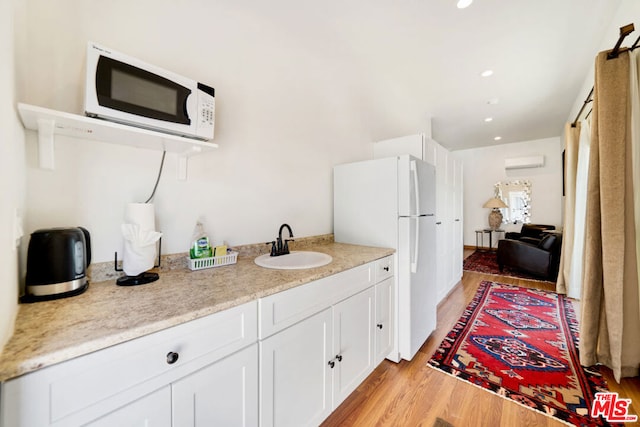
[{"left": 78, "top": 227, "right": 91, "bottom": 266}]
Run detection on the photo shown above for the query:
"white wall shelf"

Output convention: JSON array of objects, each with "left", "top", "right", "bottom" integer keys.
[{"left": 17, "top": 103, "right": 218, "bottom": 179}]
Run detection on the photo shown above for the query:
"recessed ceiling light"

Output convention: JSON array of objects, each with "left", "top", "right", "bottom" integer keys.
[
  {"left": 457, "top": 0, "right": 473, "bottom": 9},
  {"left": 481, "top": 70, "right": 494, "bottom": 77},
  {"left": 485, "top": 117, "right": 493, "bottom": 122},
  {"left": 494, "top": 136, "right": 502, "bottom": 141}
]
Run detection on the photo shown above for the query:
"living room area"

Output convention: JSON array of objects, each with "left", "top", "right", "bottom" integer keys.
[
  {"left": 456, "top": 135, "right": 563, "bottom": 252},
  {"left": 448, "top": 116, "right": 640, "bottom": 424},
  {"left": 456, "top": 134, "right": 565, "bottom": 283}
]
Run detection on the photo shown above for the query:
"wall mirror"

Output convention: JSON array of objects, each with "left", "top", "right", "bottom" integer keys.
[{"left": 494, "top": 180, "right": 532, "bottom": 224}]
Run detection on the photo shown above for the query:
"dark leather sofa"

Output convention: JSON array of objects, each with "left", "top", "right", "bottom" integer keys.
[{"left": 497, "top": 224, "right": 561, "bottom": 280}]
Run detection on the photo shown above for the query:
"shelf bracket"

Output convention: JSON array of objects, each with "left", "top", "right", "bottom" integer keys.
[
  {"left": 176, "top": 145, "right": 204, "bottom": 180},
  {"left": 37, "top": 118, "right": 55, "bottom": 169}
]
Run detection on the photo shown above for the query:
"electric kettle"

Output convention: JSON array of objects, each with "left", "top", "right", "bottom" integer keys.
[{"left": 23, "top": 227, "right": 91, "bottom": 302}]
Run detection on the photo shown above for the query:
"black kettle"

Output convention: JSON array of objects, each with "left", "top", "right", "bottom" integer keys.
[{"left": 23, "top": 227, "right": 91, "bottom": 302}]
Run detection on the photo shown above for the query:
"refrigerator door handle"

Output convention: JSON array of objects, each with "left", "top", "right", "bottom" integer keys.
[
  {"left": 411, "top": 217, "right": 419, "bottom": 273},
  {"left": 410, "top": 160, "right": 420, "bottom": 216}
]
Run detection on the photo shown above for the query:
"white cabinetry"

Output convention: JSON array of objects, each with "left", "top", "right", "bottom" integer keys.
[
  {"left": 432, "top": 141, "right": 451, "bottom": 302},
  {"left": 260, "top": 308, "right": 333, "bottom": 427},
  {"left": 437, "top": 146, "right": 464, "bottom": 300},
  {"left": 332, "top": 287, "right": 375, "bottom": 405},
  {"left": 452, "top": 157, "right": 464, "bottom": 283},
  {"left": 86, "top": 387, "right": 171, "bottom": 427},
  {"left": 260, "top": 288, "right": 375, "bottom": 427},
  {"left": 259, "top": 256, "right": 394, "bottom": 427},
  {"left": 373, "top": 255, "right": 394, "bottom": 364},
  {"left": 91, "top": 343, "right": 259, "bottom": 427},
  {"left": 374, "top": 277, "right": 394, "bottom": 364},
  {"left": 1, "top": 256, "right": 394, "bottom": 427},
  {"left": 172, "top": 344, "right": 258, "bottom": 426},
  {"left": 1, "top": 301, "right": 257, "bottom": 427}
]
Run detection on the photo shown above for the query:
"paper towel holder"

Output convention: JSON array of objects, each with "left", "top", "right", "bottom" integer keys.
[{"left": 114, "top": 238, "right": 162, "bottom": 286}]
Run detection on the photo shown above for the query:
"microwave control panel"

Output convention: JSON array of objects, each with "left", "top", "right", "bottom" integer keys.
[{"left": 196, "top": 83, "right": 215, "bottom": 139}]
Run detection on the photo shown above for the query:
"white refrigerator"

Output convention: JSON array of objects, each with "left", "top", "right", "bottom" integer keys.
[{"left": 333, "top": 155, "right": 436, "bottom": 362}]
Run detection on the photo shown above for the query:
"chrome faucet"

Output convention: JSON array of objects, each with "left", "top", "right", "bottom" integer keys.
[{"left": 267, "top": 224, "right": 295, "bottom": 256}]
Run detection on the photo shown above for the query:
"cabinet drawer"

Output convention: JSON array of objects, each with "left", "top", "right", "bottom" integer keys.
[
  {"left": 375, "top": 256, "right": 394, "bottom": 282},
  {"left": 3, "top": 301, "right": 257, "bottom": 426},
  {"left": 259, "top": 263, "right": 373, "bottom": 339}
]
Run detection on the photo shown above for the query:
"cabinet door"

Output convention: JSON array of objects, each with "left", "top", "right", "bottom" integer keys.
[
  {"left": 260, "top": 309, "right": 333, "bottom": 427},
  {"left": 434, "top": 143, "right": 450, "bottom": 302},
  {"left": 375, "top": 277, "right": 394, "bottom": 364},
  {"left": 452, "top": 158, "right": 464, "bottom": 282},
  {"left": 445, "top": 153, "right": 457, "bottom": 292},
  {"left": 332, "top": 287, "right": 375, "bottom": 407},
  {"left": 423, "top": 138, "right": 438, "bottom": 166},
  {"left": 172, "top": 344, "right": 258, "bottom": 427},
  {"left": 84, "top": 387, "right": 171, "bottom": 427}
]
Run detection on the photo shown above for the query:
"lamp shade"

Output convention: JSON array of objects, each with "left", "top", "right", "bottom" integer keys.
[{"left": 483, "top": 197, "right": 508, "bottom": 209}]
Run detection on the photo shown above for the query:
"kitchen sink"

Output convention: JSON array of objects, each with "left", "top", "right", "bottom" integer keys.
[{"left": 254, "top": 251, "right": 332, "bottom": 270}]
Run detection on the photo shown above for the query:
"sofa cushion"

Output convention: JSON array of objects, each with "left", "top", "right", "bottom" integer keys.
[
  {"left": 520, "top": 236, "right": 542, "bottom": 246},
  {"left": 538, "top": 234, "right": 557, "bottom": 251}
]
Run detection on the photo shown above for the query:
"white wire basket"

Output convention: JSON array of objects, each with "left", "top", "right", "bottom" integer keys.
[{"left": 188, "top": 251, "right": 238, "bottom": 271}]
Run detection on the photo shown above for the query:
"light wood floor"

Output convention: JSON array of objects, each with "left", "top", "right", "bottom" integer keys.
[{"left": 321, "top": 250, "right": 640, "bottom": 427}]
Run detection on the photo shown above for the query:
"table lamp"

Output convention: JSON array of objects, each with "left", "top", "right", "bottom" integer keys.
[{"left": 483, "top": 197, "right": 508, "bottom": 230}]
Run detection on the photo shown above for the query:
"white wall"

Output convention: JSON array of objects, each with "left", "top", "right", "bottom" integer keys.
[
  {"left": 455, "top": 137, "right": 563, "bottom": 246},
  {"left": 17, "top": 0, "right": 427, "bottom": 264},
  {"left": 0, "top": 0, "right": 25, "bottom": 350}
]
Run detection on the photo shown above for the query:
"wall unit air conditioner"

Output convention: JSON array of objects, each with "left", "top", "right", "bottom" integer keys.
[{"left": 504, "top": 155, "right": 544, "bottom": 169}]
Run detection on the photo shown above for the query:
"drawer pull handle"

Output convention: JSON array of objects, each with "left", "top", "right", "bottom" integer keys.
[
  {"left": 328, "top": 359, "right": 335, "bottom": 369},
  {"left": 166, "top": 351, "right": 180, "bottom": 365},
  {"left": 383, "top": 266, "right": 390, "bottom": 271},
  {"left": 335, "top": 354, "right": 343, "bottom": 362},
  {"left": 377, "top": 323, "right": 383, "bottom": 330}
]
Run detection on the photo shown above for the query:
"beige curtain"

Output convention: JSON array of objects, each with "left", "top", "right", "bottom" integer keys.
[
  {"left": 631, "top": 51, "right": 640, "bottom": 327},
  {"left": 569, "top": 118, "right": 591, "bottom": 300},
  {"left": 580, "top": 50, "right": 640, "bottom": 382},
  {"left": 556, "top": 123, "right": 580, "bottom": 295}
]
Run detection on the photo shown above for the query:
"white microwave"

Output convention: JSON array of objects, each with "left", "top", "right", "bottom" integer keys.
[{"left": 85, "top": 42, "right": 215, "bottom": 141}]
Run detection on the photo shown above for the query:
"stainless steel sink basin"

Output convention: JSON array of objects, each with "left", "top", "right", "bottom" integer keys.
[{"left": 254, "top": 251, "right": 333, "bottom": 270}]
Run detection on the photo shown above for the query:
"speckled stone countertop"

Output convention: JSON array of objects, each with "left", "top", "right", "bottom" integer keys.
[{"left": 0, "top": 239, "right": 394, "bottom": 381}]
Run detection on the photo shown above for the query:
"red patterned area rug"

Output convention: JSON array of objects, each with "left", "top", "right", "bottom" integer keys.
[
  {"left": 463, "top": 250, "right": 553, "bottom": 283},
  {"left": 428, "top": 281, "right": 620, "bottom": 427}
]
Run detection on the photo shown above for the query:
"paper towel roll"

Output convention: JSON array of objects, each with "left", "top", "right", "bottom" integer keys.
[
  {"left": 121, "top": 224, "right": 162, "bottom": 276},
  {"left": 124, "top": 203, "right": 156, "bottom": 231},
  {"left": 122, "top": 203, "right": 161, "bottom": 276}
]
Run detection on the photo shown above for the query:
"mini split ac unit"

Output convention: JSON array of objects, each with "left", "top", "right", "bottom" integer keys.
[{"left": 504, "top": 155, "right": 544, "bottom": 169}]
